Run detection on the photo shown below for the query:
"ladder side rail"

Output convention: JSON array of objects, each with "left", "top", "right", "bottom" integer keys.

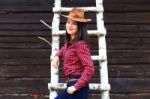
[
  {"left": 50, "top": 0, "right": 61, "bottom": 99},
  {"left": 96, "top": 0, "right": 110, "bottom": 99},
  {"left": 98, "top": 37, "right": 110, "bottom": 99}
]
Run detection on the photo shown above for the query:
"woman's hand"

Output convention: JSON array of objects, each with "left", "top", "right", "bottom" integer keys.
[
  {"left": 67, "top": 86, "right": 77, "bottom": 94},
  {"left": 51, "top": 56, "right": 59, "bottom": 68}
]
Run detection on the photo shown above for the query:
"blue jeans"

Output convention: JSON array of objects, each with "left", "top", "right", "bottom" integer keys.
[{"left": 55, "top": 81, "right": 89, "bottom": 99}]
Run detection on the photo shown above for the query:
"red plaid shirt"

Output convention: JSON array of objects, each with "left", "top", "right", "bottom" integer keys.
[{"left": 55, "top": 41, "right": 95, "bottom": 90}]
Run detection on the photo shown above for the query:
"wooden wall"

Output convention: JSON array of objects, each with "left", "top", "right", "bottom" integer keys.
[{"left": 0, "top": 0, "right": 150, "bottom": 99}]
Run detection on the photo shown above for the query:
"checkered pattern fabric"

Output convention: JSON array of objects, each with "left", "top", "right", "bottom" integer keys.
[{"left": 55, "top": 41, "right": 95, "bottom": 90}]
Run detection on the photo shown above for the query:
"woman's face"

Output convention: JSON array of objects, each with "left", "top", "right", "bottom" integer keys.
[{"left": 66, "top": 19, "right": 78, "bottom": 37}]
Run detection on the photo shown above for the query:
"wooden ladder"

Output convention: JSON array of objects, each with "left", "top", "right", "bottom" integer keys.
[{"left": 48, "top": 0, "right": 110, "bottom": 99}]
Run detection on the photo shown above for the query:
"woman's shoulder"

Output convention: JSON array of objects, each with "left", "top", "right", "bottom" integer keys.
[
  {"left": 75, "top": 40, "right": 89, "bottom": 48},
  {"left": 76, "top": 40, "right": 86, "bottom": 45}
]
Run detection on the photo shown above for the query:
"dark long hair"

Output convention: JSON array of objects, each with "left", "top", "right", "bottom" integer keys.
[{"left": 65, "top": 22, "right": 90, "bottom": 46}]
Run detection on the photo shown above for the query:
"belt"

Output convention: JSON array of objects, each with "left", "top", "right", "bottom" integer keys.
[{"left": 66, "top": 75, "right": 81, "bottom": 83}]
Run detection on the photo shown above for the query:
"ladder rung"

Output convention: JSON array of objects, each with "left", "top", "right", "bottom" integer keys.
[
  {"left": 52, "top": 30, "right": 106, "bottom": 36},
  {"left": 91, "top": 55, "right": 107, "bottom": 61},
  {"left": 51, "top": 56, "right": 104, "bottom": 61},
  {"left": 48, "top": 83, "right": 110, "bottom": 91},
  {"left": 91, "top": 56, "right": 101, "bottom": 60},
  {"left": 53, "top": 7, "right": 103, "bottom": 13}
]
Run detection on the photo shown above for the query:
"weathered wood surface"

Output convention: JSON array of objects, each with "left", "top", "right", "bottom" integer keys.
[
  {"left": 0, "top": 37, "right": 150, "bottom": 50},
  {"left": 0, "top": 0, "right": 150, "bottom": 99},
  {"left": 1, "top": 13, "right": 150, "bottom": 24},
  {"left": 0, "top": 64, "right": 149, "bottom": 78},
  {"left": 0, "top": 78, "right": 149, "bottom": 93}
]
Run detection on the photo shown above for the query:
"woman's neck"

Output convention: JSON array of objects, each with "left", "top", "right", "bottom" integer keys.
[{"left": 70, "top": 34, "right": 75, "bottom": 40}]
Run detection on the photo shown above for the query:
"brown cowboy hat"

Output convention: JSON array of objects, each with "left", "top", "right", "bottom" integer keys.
[{"left": 61, "top": 8, "right": 92, "bottom": 22}]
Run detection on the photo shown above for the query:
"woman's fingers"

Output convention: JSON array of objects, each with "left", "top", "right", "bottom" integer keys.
[
  {"left": 51, "top": 61, "right": 58, "bottom": 68},
  {"left": 67, "top": 86, "right": 77, "bottom": 94}
]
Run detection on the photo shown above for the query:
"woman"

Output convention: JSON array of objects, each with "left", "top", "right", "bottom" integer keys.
[{"left": 51, "top": 8, "right": 95, "bottom": 99}]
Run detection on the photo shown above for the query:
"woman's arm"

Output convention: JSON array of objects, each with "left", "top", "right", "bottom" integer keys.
[
  {"left": 51, "top": 56, "right": 59, "bottom": 68},
  {"left": 51, "top": 44, "right": 66, "bottom": 68},
  {"left": 74, "top": 41, "right": 95, "bottom": 90}
]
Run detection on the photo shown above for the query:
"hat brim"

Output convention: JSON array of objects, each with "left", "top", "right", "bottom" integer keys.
[{"left": 61, "top": 15, "right": 91, "bottom": 22}]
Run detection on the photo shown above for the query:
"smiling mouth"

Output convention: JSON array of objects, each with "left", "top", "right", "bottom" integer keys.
[{"left": 68, "top": 29, "right": 73, "bottom": 31}]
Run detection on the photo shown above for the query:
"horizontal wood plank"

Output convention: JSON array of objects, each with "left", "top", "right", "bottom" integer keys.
[
  {"left": 0, "top": 13, "right": 52, "bottom": 23},
  {"left": 0, "top": 66, "right": 50, "bottom": 78},
  {"left": 0, "top": 95, "right": 48, "bottom": 99},
  {"left": 0, "top": 0, "right": 150, "bottom": 13},
  {"left": 1, "top": 4, "right": 150, "bottom": 13},
  {"left": 0, "top": 31, "right": 150, "bottom": 38},
  {"left": 0, "top": 58, "right": 49, "bottom": 65},
  {"left": 0, "top": 49, "right": 150, "bottom": 58},
  {"left": 0, "top": 93, "right": 150, "bottom": 99},
  {"left": 0, "top": 31, "right": 51, "bottom": 37},
  {"left": 0, "top": 64, "right": 149, "bottom": 78},
  {"left": 0, "top": 37, "right": 150, "bottom": 43},
  {"left": 0, "top": 56, "right": 149, "bottom": 65},
  {"left": 104, "top": 4, "right": 150, "bottom": 12},
  {"left": 0, "top": 24, "right": 150, "bottom": 33},
  {"left": 1, "top": 13, "right": 150, "bottom": 24},
  {"left": 0, "top": 78, "right": 149, "bottom": 94}
]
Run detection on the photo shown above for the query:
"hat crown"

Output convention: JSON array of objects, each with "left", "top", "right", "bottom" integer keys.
[
  {"left": 69, "top": 8, "right": 84, "bottom": 19},
  {"left": 61, "top": 7, "right": 91, "bottom": 22}
]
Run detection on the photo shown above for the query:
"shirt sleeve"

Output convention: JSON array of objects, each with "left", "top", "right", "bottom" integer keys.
[
  {"left": 55, "top": 44, "right": 66, "bottom": 59},
  {"left": 74, "top": 41, "right": 95, "bottom": 90}
]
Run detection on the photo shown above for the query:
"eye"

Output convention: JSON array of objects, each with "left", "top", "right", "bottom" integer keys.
[
  {"left": 66, "top": 19, "right": 77, "bottom": 26},
  {"left": 72, "top": 21, "right": 77, "bottom": 25}
]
